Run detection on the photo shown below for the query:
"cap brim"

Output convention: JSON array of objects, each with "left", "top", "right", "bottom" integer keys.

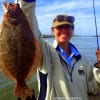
[{"left": 52, "top": 21, "right": 72, "bottom": 28}]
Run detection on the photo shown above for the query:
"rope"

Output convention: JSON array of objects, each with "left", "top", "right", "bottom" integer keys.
[{"left": 92, "top": 0, "right": 99, "bottom": 50}]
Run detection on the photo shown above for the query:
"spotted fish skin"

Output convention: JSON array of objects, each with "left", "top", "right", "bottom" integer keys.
[{"left": 0, "top": 2, "right": 41, "bottom": 98}]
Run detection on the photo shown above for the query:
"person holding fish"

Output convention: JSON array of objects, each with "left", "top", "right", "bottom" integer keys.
[{"left": 15, "top": 0, "right": 100, "bottom": 100}]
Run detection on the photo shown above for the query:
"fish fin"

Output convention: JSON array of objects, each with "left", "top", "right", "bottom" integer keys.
[
  {"left": 14, "top": 83, "right": 33, "bottom": 98},
  {"left": 25, "top": 38, "right": 41, "bottom": 81}
]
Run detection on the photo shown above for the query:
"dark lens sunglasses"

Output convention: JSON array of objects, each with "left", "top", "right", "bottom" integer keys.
[{"left": 55, "top": 15, "right": 75, "bottom": 23}]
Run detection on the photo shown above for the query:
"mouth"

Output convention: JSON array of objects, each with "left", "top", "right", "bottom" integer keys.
[
  {"left": 3, "top": 1, "right": 19, "bottom": 16},
  {"left": 60, "top": 33, "right": 69, "bottom": 37},
  {"left": 3, "top": 1, "right": 18, "bottom": 10},
  {"left": 3, "top": 2, "right": 20, "bottom": 25},
  {"left": 60, "top": 34, "right": 71, "bottom": 41}
]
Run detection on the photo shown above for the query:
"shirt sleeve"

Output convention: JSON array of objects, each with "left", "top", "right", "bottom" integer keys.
[
  {"left": 23, "top": 0, "right": 36, "bottom": 2},
  {"left": 83, "top": 56, "right": 100, "bottom": 95},
  {"left": 93, "top": 67, "right": 100, "bottom": 84}
]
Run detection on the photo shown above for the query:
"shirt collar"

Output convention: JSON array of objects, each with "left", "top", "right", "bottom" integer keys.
[
  {"left": 52, "top": 40, "right": 58, "bottom": 48},
  {"left": 53, "top": 40, "right": 81, "bottom": 60}
]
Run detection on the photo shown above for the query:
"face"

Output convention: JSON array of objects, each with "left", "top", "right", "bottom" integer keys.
[{"left": 52, "top": 25, "right": 73, "bottom": 45}]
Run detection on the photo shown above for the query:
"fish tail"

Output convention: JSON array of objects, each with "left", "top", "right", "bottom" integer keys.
[{"left": 14, "top": 82, "right": 33, "bottom": 98}]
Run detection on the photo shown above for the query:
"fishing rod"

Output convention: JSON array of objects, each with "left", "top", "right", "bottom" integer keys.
[{"left": 92, "top": 0, "right": 99, "bottom": 50}]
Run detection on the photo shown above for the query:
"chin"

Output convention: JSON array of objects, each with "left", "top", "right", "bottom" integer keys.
[
  {"left": 61, "top": 39, "right": 69, "bottom": 42},
  {"left": 60, "top": 41, "right": 68, "bottom": 44}
]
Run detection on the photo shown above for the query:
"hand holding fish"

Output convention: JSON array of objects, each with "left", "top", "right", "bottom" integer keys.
[{"left": 96, "top": 50, "right": 100, "bottom": 67}]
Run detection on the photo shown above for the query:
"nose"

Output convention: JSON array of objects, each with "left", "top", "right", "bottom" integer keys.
[
  {"left": 61, "top": 28, "right": 67, "bottom": 33},
  {"left": 60, "top": 26, "right": 68, "bottom": 32}
]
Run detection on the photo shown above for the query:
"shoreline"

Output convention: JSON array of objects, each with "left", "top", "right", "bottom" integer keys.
[{"left": 43, "top": 34, "right": 100, "bottom": 38}]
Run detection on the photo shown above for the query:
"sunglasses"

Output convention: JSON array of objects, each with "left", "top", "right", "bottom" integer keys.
[{"left": 54, "top": 15, "right": 75, "bottom": 23}]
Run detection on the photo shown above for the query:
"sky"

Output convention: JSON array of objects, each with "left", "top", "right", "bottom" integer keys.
[{"left": 0, "top": 0, "right": 100, "bottom": 36}]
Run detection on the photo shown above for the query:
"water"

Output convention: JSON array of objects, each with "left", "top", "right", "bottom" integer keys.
[
  {"left": 71, "top": 36, "right": 98, "bottom": 64},
  {"left": 0, "top": 36, "right": 100, "bottom": 99},
  {"left": 0, "top": 72, "right": 38, "bottom": 100}
]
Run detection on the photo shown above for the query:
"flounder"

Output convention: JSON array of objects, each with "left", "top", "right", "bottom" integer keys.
[{"left": 0, "top": 2, "right": 41, "bottom": 98}]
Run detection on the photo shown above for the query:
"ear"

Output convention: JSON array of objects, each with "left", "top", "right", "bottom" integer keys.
[
  {"left": 51, "top": 28, "right": 55, "bottom": 36},
  {"left": 51, "top": 27, "right": 54, "bottom": 33},
  {"left": 51, "top": 27, "right": 54, "bottom": 32}
]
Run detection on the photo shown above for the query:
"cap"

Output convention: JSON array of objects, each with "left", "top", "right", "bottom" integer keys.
[{"left": 52, "top": 14, "right": 75, "bottom": 28}]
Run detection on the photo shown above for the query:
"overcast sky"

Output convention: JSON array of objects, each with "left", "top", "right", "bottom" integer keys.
[{"left": 0, "top": 0, "right": 100, "bottom": 36}]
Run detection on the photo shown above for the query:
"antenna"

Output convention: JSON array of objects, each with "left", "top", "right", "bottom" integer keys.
[{"left": 92, "top": 0, "right": 99, "bottom": 50}]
